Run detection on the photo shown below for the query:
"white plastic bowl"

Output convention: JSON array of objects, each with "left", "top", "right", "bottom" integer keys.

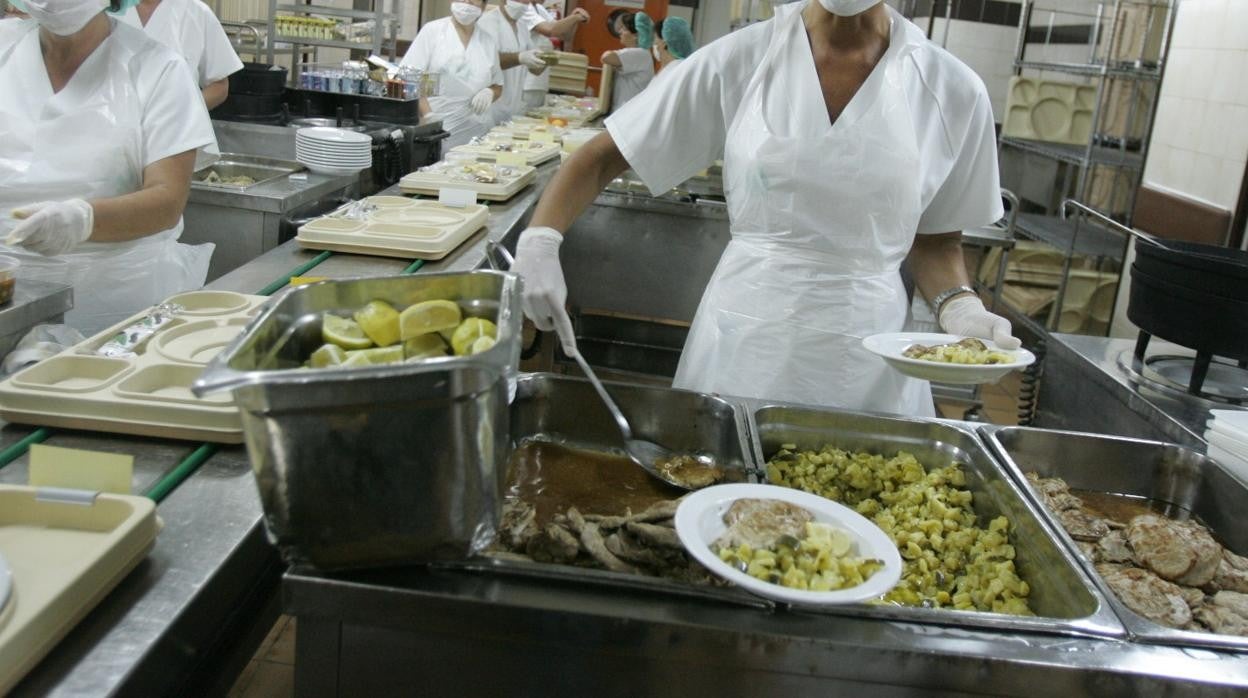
[
  {"left": 862, "top": 332, "right": 1035, "bottom": 385},
  {"left": 674, "top": 483, "right": 902, "bottom": 606}
]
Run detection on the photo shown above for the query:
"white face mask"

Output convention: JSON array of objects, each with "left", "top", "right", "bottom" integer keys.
[
  {"left": 651, "top": 45, "right": 660, "bottom": 62},
  {"left": 451, "top": 2, "right": 482, "bottom": 26},
  {"left": 18, "top": 0, "right": 107, "bottom": 36},
  {"left": 504, "top": 0, "right": 527, "bottom": 20},
  {"left": 816, "top": 0, "right": 881, "bottom": 16}
]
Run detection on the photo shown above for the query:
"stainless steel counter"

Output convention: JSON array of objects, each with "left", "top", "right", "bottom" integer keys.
[
  {"left": 9, "top": 160, "right": 1242, "bottom": 696},
  {"left": 0, "top": 279, "right": 73, "bottom": 359},
  {"left": 1034, "top": 333, "right": 1229, "bottom": 449}
]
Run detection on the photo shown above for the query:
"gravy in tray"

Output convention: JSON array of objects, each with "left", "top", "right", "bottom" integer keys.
[
  {"left": 505, "top": 440, "right": 683, "bottom": 527},
  {"left": 1073, "top": 490, "right": 1191, "bottom": 522}
]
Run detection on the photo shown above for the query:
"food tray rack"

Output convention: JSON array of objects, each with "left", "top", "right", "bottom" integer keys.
[{"left": 0, "top": 291, "right": 267, "bottom": 443}]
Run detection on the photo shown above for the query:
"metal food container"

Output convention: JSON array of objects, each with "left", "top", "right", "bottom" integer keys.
[
  {"left": 455, "top": 373, "right": 766, "bottom": 607},
  {"left": 986, "top": 426, "right": 1248, "bottom": 651},
  {"left": 194, "top": 271, "right": 522, "bottom": 570},
  {"left": 750, "top": 405, "right": 1123, "bottom": 638}
]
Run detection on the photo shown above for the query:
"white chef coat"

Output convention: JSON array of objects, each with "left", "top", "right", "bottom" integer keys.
[
  {"left": 609, "top": 46, "right": 653, "bottom": 112},
  {"left": 117, "top": 0, "right": 242, "bottom": 89},
  {"left": 605, "top": 1, "right": 1003, "bottom": 414},
  {"left": 401, "top": 17, "right": 504, "bottom": 149},
  {"left": 479, "top": 6, "right": 533, "bottom": 124},
  {"left": 607, "top": 5, "right": 1001, "bottom": 230},
  {"left": 520, "top": 2, "right": 554, "bottom": 100},
  {"left": 0, "top": 18, "right": 216, "bottom": 335}
]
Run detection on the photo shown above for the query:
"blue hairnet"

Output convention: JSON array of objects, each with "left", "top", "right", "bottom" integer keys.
[
  {"left": 634, "top": 11, "right": 655, "bottom": 50},
  {"left": 662, "top": 17, "right": 695, "bottom": 59}
]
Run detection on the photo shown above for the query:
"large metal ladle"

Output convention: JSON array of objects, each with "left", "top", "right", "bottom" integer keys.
[{"left": 566, "top": 345, "right": 695, "bottom": 491}]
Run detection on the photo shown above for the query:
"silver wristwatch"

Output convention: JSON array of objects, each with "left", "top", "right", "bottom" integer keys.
[{"left": 930, "top": 285, "right": 977, "bottom": 317}]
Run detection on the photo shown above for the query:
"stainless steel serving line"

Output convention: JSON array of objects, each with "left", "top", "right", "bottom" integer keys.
[{"left": 7, "top": 154, "right": 1248, "bottom": 696}]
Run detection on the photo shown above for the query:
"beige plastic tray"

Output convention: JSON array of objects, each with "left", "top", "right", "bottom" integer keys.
[
  {"left": 398, "top": 162, "right": 536, "bottom": 201},
  {"left": 0, "top": 485, "right": 159, "bottom": 694},
  {"left": 449, "top": 140, "right": 562, "bottom": 167},
  {"left": 488, "top": 122, "right": 566, "bottom": 141},
  {"left": 297, "top": 198, "right": 489, "bottom": 259},
  {"left": 1003, "top": 76, "right": 1096, "bottom": 145},
  {"left": 0, "top": 291, "right": 266, "bottom": 443}
]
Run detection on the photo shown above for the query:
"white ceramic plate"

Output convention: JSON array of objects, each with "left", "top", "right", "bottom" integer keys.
[
  {"left": 862, "top": 332, "right": 1035, "bottom": 385},
  {"left": 0, "top": 551, "right": 11, "bottom": 617},
  {"left": 296, "top": 155, "right": 372, "bottom": 167},
  {"left": 296, "top": 126, "right": 372, "bottom": 145},
  {"left": 674, "top": 483, "right": 902, "bottom": 606}
]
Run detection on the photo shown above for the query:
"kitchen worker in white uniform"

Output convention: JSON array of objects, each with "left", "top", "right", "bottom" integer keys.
[
  {"left": 401, "top": 0, "right": 504, "bottom": 150},
  {"left": 479, "top": 1, "right": 548, "bottom": 124},
  {"left": 117, "top": 0, "right": 242, "bottom": 110},
  {"left": 0, "top": 0, "right": 216, "bottom": 336},
  {"left": 511, "top": 0, "right": 1020, "bottom": 417},
  {"left": 600, "top": 10, "right": 652, "bottom": 112},
  {"left": 519, "top": 1, "right": 589, "bottom": 109},
  {"left": 651, "top": 16, "right": 694, "bottom": 73}
]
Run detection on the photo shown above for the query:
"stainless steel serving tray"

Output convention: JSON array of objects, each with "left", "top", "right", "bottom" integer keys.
[
  {"left": 447, "top": 373, "right": 770, "bottom": 609},
  {"left": 749, "top": 405, "right": 1124, "bottom": 638},
  {"left": 985, "top": 425, "right": 1248, "bottom": 651},
  {"left": 191, "top": 153, "right": 304, "bottom": 191}
]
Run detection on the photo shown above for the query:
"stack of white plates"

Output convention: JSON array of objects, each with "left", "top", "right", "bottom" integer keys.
[
  {"left": 1205, "top": 409, "right": 1248, "bottom": 483},
  {"left": 295, "top": 127, "right": 372, "bottom": 176}
]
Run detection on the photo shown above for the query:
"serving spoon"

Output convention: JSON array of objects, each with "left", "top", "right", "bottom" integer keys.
[{"left": 565, "top": 345, "right": 699, "bottom": 491}]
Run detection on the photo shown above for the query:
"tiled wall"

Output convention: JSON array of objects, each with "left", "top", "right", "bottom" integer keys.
[{"left": 1141, "top": 0, "right": 1248, "bottom": 212}]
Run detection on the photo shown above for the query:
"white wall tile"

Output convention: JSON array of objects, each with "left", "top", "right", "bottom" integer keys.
[
  {"left": 1168, "top": 148, "right": 1198, "bottom": 194},
  {"left": 1227, "top": 1, "right": 1248, "bottom": 51},
  {"left": 1208, "top": 49, "right": 1241, "bottom": 104},
  {"left": 1168, "top": 99, "right": 1206, "bottom": 152},
  {"left": 1226, "top": 104, "right": 1248, "bottom": 167},
  {"left": 1216, "top": 157, "right": 1247, "bottom": 212},
  {"left": 1151, "top": 95, "right": 1180, "bottom": 148},
  {"left": 1189, "top": 152, "right": 1225, "bottom": 206},
  {"left": 1143, "top": 142, "right": 1173, "bottom": 186},
  {"left": 1198, "top": 103, "right": 1233, "bottom": 157}
]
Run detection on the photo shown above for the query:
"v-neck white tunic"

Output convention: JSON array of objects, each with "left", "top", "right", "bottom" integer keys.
[{"left": 117, "top": 0, "right": 242, "bottom": 88}]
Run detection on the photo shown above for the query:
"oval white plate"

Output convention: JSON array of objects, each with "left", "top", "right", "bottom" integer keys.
[
  {"left": 0, "top": 551, "right": 11, "bottom": 617},
  {"left": 296, "top": 126, "right": 372, "bottom": 145},
  {"left": 674, "top": 483, "right": 901, "bottom": 606},
  {"left": 862, "top": 332, "right": 1035, "bottom": 385}
]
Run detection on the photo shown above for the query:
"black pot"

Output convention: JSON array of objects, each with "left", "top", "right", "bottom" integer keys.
[
  {"left": 229, "top": 63, "right": 288, "bottom": 96},
  {"left": 1134, "top": 238, "right": 1248, "bottom": 300},
  {"left": 1128, "top": 263, "right": 1248, "bottom": 362}
]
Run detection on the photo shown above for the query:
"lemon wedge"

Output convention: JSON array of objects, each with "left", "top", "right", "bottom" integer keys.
[
  {"left": 309, "top": 343, "right": 347, "bottom": 368},
  {"left": 322, "top": 314, "right": 373, "bottom": 350},
  {"left": 469, "top": 336, "right": 497, "bottom": 355},
  {"left": 399, "top": 300, "right": 463, "bottom": 340},
  {"left": 354, "top": 300, "right": 401, "bottom": 347},
  {"left": 345, "top": 345, "right": 405, "bottom": 366},
  {"left": 340, "top": 351, "right": 373, "bottom": 367},
  {"left": 403, "top": 333, "right": 448, "bottom": 361},
  {"left": 451, "top": 318, "right": 498, "bottom": 356}
]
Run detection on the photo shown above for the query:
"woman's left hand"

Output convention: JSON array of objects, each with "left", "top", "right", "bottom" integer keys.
[
  {"left": 7, "top": 199, "right": 93, "bottom": 256},
  {"left": 939, "top": 295, "right": 1021, "bottom": 350}
]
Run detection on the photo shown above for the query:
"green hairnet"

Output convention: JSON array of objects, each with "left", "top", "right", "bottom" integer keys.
[
  {"left": 634, "top": 11, "right": 655, "bottom": 50},
  {"left": 662, "top": 17, "right": 695, "bottom": 59}
]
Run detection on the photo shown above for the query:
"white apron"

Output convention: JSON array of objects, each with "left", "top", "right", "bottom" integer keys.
[
  {"left": 672, "top": 6, "right": 933, "bottom": 416},
  {"left": 423, "top": 26, "right": 496, "bottom": 150},
  {"left": 0, "top": 22, "right": 212, "bottom": 336}
]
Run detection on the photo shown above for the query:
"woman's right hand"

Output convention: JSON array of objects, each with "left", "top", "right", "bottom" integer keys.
[
  {"left": 7, "top": 199, "right": 93, "bottom": 256},
  {"left": 512, "top": 226, "right": 577, "bottom": 354}
]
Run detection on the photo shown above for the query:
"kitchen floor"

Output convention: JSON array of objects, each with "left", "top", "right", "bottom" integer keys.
[{"left": 226, "top": 374, "right": 1023, "bottom": 697}]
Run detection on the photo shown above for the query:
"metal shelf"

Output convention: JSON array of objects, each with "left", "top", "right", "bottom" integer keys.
[
  {"left": 1015, "top": 212, "right": 1128, "bottom": 261},
  {"left": 272, "top": 35, "right": 390, "bottom": 51},
  {"left": 275, "top": 3, "right": 399, "bottom": 20},
  {"left": 1000, "top": 137, "right": 1143, "bottom": 171},
  {"left": 1014, "top": 60, "right": 1162, "bottom": 81}
]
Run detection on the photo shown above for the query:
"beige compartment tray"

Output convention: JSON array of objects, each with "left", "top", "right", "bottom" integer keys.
[
  {"left": 488, "top": 122, "right": 566, "bottom": 141},
  {"left": 449, "top": 140, "right": 562, "bottom": 167},
  {"left": 297, "top": 198, "right": 490, "bottom": 260},
  {"left": 1002, "top": 76, "right": 1096, "bottom": 145},
  {"left": 0, "top": 485, "right": 159, "bottom": 695},
  {"left": 398, "top": 163, "right": 536, "bottom": 202},
  {"left": 0, "top": 291, "right": 266, "bottom": 443}
]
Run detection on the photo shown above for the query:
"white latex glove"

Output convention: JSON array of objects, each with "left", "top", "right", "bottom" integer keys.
[
  {"left": 470, "top": 88, "right": 494, "bottom": 115},
  {"left": 512, "top": 226, "right": 576, "bottom": 354},
  {"left": 939, "top": 295, "right": 1022, "bottom": 350},
  {"left": 7, "top": 199, "right": 94, "bottom": 256},
  {"left": 518, "top": 49, "right": 547, "bottom": 72}
]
